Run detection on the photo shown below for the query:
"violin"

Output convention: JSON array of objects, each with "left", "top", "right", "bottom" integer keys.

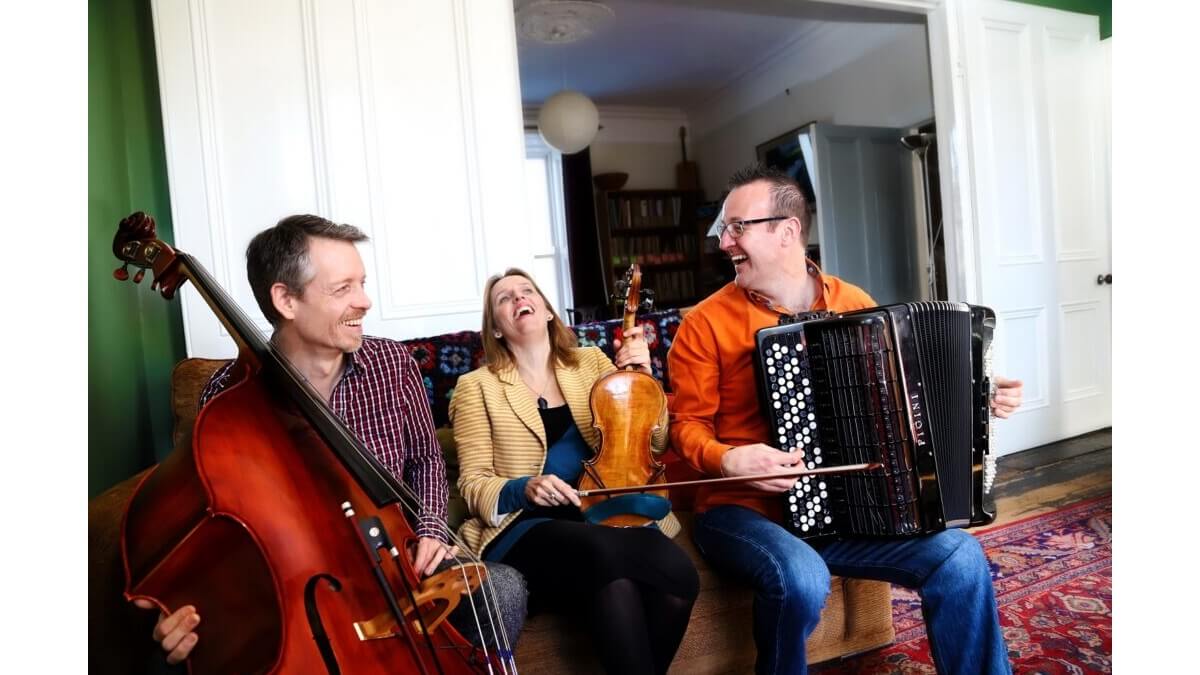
[
  {"left": 112, "top": 213, "right": 513, "bottom": 674},
  {"left": 578, "top": 265, "right": 671, "bottom": 528}
]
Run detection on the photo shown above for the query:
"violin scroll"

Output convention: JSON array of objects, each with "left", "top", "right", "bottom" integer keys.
[{"left": 612, "top": 265, "right": 656, "bottom": 316}]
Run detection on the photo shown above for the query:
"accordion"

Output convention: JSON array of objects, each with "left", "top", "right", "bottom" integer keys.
[{"left": 753, "top": 302, "right": 998, "bottom": 539}]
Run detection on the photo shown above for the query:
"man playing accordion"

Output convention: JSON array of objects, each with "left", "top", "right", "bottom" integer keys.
[{"left": 668, "top": 165, "right": 1023, "bottom": 675}]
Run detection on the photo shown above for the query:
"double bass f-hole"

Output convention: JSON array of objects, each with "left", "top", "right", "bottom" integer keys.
[{"left": 304, "top": 573, "right": 345, "bottom": 675}]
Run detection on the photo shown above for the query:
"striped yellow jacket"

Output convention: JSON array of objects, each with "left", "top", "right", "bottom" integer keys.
[{"left": 450, "top": 346, "right": 680, "bottom": 555}]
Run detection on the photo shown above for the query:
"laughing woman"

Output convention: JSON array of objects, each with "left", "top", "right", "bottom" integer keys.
[{"left": 450, "top": 268, "right": 699, "bottom": 675}]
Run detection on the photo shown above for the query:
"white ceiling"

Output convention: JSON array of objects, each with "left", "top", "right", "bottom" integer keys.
[{"left": 514, "top": 0, "right": 923, "bottom": 108}]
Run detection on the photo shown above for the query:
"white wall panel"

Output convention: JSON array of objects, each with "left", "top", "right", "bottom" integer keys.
[
  {"left": 361, "top": 0, "right": 482, "bottom": 317},
  {"left": 152, "top": 0, "right": 530, "bottom": 356},
  {"left": 980, "top": 20, "right": 1043, "bottom": 265},
  {"left": 997, "top": 307, "right": 1048, "bottom": 410},
  {"left": 1044, "top": 30, "right": 1099, "bottom": 261},
  {"left": 1059, "top": 301, "right": 1102, "bottom": 400}
]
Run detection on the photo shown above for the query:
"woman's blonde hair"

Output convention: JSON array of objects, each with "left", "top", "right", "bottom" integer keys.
[{"left": 481, "top": 268, "right": 579, "bottom": 374}]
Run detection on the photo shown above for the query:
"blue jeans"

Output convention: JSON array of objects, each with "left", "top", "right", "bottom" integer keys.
[{"left": 693, "top": 505, "right": 1010, "bottom": 675}]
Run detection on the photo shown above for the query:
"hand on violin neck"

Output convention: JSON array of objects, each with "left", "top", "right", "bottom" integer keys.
[
  {"left": 613, "top": 326, "right": 652, "bottom": 375},
  {"left": 411, "top": 536, "right": 460, "bottom": 578},
  {"left": 132, "top": 598, "right": 200, "bottom": 665},
  {"left": 720, "top": 443, "right": 805, "bottom": 493},
  {"left": 525, "top": 474, "right": 581, "bottom": 507}
]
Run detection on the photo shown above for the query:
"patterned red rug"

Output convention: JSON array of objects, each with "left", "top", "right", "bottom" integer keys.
[{"left": 814, "top": 495, "right": 1112, "bottom": 674}]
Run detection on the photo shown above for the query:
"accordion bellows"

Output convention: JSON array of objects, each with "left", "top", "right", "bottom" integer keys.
[{"left": 753, "top": 302, "right": 998, "bottom": 539}]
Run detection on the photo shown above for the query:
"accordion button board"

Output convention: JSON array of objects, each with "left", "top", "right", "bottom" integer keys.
[
  {"left": 754, "top": 302, "right": 999, "bottom": 540},
  {"left": 763, "top": 338, "right": 836, "bottom": 535}
]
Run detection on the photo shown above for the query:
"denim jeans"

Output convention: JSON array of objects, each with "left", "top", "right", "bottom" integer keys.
[{"left": 693, "top": 505, "right": 1011, "bottom": 675}]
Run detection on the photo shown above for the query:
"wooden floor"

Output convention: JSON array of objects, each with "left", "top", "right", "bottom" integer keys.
[{"left": 990, "top": 427, "right": 1112, "bottom": 527}]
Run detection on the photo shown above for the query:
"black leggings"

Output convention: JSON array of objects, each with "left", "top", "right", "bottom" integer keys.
[{"left": 501, "top": 518, "right": 699, "bottom": 675}]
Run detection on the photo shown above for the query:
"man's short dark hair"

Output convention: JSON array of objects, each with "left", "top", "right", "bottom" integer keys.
[
  {"left": 727, "top": 163, "right": 814, "bottom": 244},
  {"left": 246, "top": 214, "right": 369, "bottom": 327}
]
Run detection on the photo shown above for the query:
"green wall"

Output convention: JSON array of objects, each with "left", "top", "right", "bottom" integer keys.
[
  {"left": 1013, "top": 0, "right": 1111, "bottom": 38},
  {"left": 89, "top": 0, "right": 187, "bottom": 498}
]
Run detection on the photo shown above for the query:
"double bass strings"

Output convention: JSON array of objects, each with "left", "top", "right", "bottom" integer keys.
[{"left": 385, "top": 490, "right": 518, "bottom": 673}]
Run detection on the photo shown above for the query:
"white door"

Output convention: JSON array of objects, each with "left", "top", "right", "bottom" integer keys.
[
  {"left": 960, "top": 0, "right": 1111, "bottom": 453},
  {"left": 810, "top": 123, "right": 923, "bottom": 305}
]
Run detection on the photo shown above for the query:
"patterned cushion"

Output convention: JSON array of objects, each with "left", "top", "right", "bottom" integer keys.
[
  {"left": 572, "top": 308, "right": 683, "bottom": 391},
  {"left": 400, "top": 330, "right": 486, "bottom": 429},
  {"left": 400, "top": 309, "right": 684, "bottom": 428}
]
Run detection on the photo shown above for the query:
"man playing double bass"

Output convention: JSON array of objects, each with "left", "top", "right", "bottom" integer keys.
[{"left": 134, "top": 215, "right": 527, "bottom": 666}]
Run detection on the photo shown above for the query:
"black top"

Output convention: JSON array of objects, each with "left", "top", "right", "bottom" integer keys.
[{"left": 537, "top": 404, "right": 573, "bottom": 447}]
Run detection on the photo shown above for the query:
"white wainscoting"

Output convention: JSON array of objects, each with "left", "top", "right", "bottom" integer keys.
[{"left": 151, "top": 0, "right": 531, "bottom": 358}]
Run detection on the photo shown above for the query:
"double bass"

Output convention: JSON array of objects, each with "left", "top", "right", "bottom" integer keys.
[{"left": 112, "top": 213, "right": 515, "bottom": 674}]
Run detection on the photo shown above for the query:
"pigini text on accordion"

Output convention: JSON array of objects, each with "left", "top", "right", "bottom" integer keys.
[{"left": 753, "top": 301, "right": 998, "bottom": 539}]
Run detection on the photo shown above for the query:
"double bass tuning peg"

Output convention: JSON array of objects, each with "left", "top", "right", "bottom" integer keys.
[{"left": 113, "top": 263, "right": 147, "bottom": 284}]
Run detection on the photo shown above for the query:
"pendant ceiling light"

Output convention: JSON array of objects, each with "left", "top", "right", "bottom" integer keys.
[
  {"left": 537, "top": 90, "right": 599, "bottom": 155},
  {"left": 516, "top": 1, "right": 613, "bottom": 155}
]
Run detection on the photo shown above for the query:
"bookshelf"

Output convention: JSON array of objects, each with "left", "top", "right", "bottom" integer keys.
[{"left": 595, "top": 189, "right": 704, "bottom": 311}]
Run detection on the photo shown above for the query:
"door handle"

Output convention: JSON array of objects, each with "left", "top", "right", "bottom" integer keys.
[{"left": 1096, "top": 273, "right": 1112, "bottom": 285}]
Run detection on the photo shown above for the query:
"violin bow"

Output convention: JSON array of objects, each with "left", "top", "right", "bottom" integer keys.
[{"left": 576, "top": 462, "right": 883, "bottom": 497}]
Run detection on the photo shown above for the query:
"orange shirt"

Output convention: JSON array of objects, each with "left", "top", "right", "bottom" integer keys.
[{"left": 667, "top": 264, "right": 875, "bottom": 519}]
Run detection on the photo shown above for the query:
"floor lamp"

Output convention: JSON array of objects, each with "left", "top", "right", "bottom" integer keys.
[{"left": 900, "top": 132, "right": 939, "bottom": 300}]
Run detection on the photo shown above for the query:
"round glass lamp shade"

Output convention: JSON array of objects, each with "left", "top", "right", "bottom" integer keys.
[{"left": 537, "top": 90, "right": 599, "bottom": 154}]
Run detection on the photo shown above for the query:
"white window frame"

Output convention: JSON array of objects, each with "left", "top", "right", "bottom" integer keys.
[{"left": 524, "top": 132, "right": 575, "bottom": 314}]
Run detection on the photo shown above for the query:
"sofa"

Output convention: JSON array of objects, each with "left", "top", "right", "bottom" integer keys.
[{"left": 88, "top": 308, "right": 894, "bottom": 674}]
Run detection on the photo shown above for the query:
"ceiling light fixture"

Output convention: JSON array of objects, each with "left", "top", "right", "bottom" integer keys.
[
  {"left": 537, "top": 90, "right": 600, "bottom": 154},
  {"left": 516, "top": 0, "right": 615, "bottom": 45}
]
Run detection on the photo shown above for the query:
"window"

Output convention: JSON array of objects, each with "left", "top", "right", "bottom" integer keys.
[{"left": 523, "top": 132, "right": 575, "bottom": 316}]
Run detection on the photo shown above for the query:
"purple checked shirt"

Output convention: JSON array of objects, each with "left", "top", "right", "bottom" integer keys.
[{"left": 200, "top": 336, "right": 451, "bottom": 542}]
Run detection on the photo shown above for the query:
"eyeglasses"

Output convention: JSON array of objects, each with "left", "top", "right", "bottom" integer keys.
[{"left": 714, "top": 216, "right": 789, "bottom": 239}]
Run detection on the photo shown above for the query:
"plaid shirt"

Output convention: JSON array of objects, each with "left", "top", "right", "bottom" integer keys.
[{"left": 200, "top": 336, "right": 450, "bottom": 542}]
